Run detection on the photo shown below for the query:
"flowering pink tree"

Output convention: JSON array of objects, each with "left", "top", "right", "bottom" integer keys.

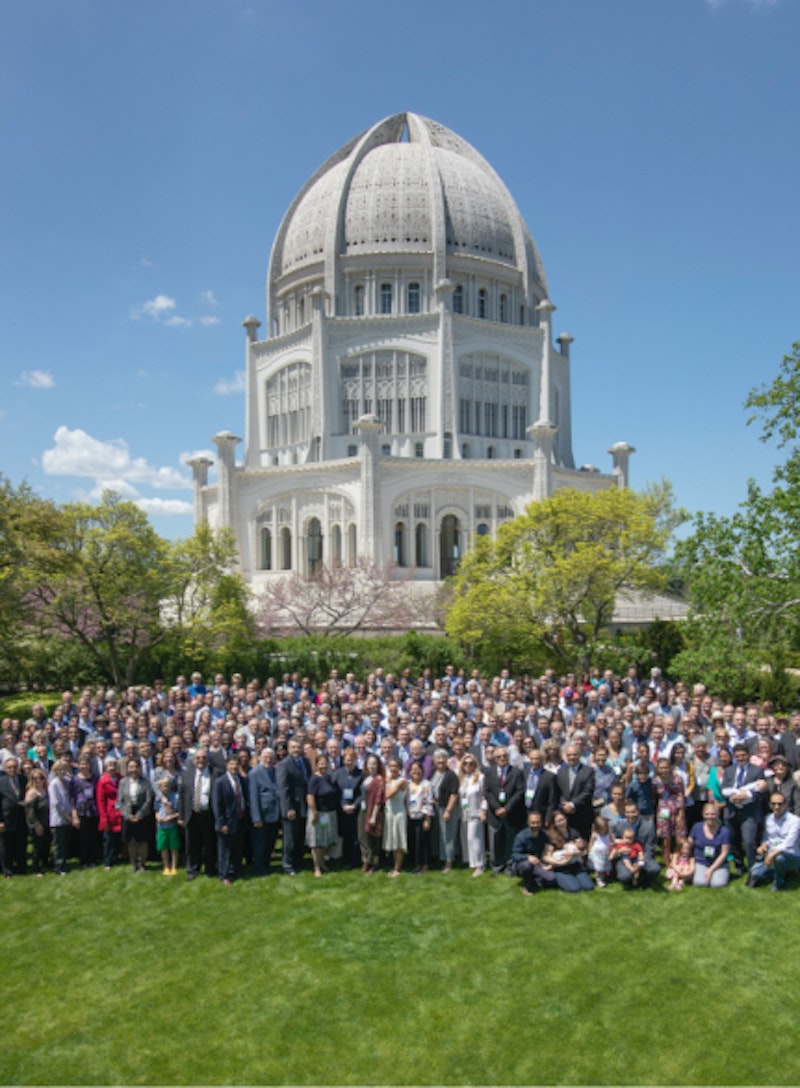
[{"left": 255, "top": 559, "right": 432, "bottom": 638}]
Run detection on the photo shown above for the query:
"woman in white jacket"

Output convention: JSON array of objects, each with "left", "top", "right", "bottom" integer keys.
[
  {"left": 48, "top": 759, "right": 73, "bottom": 875},
  {"left": 458, "top": 754, "right": 487, "bottom": 876}
]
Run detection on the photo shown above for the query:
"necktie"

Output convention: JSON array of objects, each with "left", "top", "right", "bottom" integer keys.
[
  {"left": 737, "top": 766, "right": 745, "bottom": 789},
  {"left": 193, "top": 771, "right": 202, "bottom": 813},
  {"left": 569, "top": 768, "right": 576, "bottom": 792}
]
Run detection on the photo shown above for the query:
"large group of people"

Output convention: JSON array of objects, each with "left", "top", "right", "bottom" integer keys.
[{"left": 2, "top": 662, "right": 800, "bottom": 894}]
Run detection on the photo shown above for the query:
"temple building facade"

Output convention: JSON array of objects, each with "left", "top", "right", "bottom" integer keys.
[{"left": 189, "top": 112, "right": 634, "bottom": 586}]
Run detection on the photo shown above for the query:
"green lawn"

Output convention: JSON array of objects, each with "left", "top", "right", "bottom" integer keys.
[{"left": 2, "top": 864, "right": 795, "bottom": 1086}]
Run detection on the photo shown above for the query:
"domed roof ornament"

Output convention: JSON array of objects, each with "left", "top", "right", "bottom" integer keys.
[{"left": 267, "top": 112, "right": 548, "bottom": 327}]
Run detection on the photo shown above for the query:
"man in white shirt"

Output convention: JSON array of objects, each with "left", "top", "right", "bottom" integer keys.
[{"left": 748, "top": 792, "right": 800, "bottom": 891}]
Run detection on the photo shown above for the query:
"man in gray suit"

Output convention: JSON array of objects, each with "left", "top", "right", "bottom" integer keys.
[{"left": 249, "top": 747, "right": 281, "bottom": 876}]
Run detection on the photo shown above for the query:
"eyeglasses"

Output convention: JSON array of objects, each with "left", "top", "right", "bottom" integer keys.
[{"left": 770, "top": 801, "right": 786, "bottom": 807}]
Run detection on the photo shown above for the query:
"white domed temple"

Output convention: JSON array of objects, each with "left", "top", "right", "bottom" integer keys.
[{"left": 189, "top": 112, "right": 634, "bottom": 585}]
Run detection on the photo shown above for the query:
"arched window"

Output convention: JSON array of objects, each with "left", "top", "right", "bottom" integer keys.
[
  {"left": 354, "top": 284, "right": 365, "bottom": 316},
  {"left": 478, "top": 288, "right": 487, "bottom": 319},
  {"left": 443, "top": 432, "right": 453, "bottom": 459},
  {"left": 347, "top": 523, "right": 357, "bottom": 566},
  {"left": 331, "top": 524, "right": 342, "bottom": 568},
  {"left": 394, "top": 522, "right": 407, "bottom": 567},
  {"left": 381, "top": 443, "right": 391, "bottom": 456},
  {"left": 414, "top": 441, "right": 424, "bottom": 458},
  {"left": 499, "top": 294, "right": 508, "bottom": 323},
  {"left": 461, "top": 442, "right": 470, "bottom": 459},
  {"left": 407, "top": 282, "right": 420, "bottom": 314},
  {"left": 261, "top": 527, "right": 272, "bottom": 570},
  {"left": 380, "top": 283, "right": 393, "bottom": 314},
  {"left": 440, "top": 515, "right": 461, "bottom": 578},
  {"left": 347, "top": 444, "right": 357, "bottom": 457},
  {"left": 513, "top": 448, "right": 522, "bottom": 459},
  {"left": 487, "top": 446, "right": 495, "bottom": 460},
  {"left": 453, "top": 285, "right": 464, "bottom": 314},
  {"left": 415, "top": 523, "right": 428, "bottom": 567},
  {"left": 476, "top": 523, "right": 490, "bottom": 537},
  {"left": 307, "top": 517, "right": 323, "bottom": 576},
  {"left": 297, "top": 297, "right": 305, "bottom": 325},
  {"left": 280, "top": 527, "right": 292, "bottom": 570}
]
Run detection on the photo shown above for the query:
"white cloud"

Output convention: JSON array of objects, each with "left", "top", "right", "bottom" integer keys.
[
  {"left": 214, "top": 370, "right": 246, "bottom": 395},
  {"left": 139, "top": 256, "right": 153, "bottom": 268},
  {"left": 16, "top": 370, "right": 55, "bottom": 389},
  {"left": 131, "top": 292, "right": 220, "bottom": 328},
  {"left": 89, "top": 478, "right": 142, "bottom": 500},
  {"left": 134, "top": 294, "right": 177, "bottom": 320},
  {"left": 42, "top": 426, "right": 190, "bottom": 491},
  {"left": 135, "top": 497, "right": 194, "bottom": 516}
]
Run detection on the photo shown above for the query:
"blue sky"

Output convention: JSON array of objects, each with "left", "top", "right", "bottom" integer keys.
[{"left": 2, "top": 0, "right": 798, "bottom": 539}]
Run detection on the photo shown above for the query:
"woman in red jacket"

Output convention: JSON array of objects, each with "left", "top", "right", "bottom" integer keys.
[{"left": 96, "top": 757, "right": 123, "bottom": 870}]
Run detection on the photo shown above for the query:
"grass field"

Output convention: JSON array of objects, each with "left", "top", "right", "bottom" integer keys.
[{"left": 3, "top": 862, "right": 796, "bottom": 1086}]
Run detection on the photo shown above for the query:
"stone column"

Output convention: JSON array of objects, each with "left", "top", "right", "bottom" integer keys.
[
  {"left": 242, "top": 315, "right": 261, "bottom": 469},
  {"left": 310, "top": 286, "right": 331, "bottom": 458},
  {"left": 212, "top": 431, "right": 242, "bottom": 529},
  {"left": 435, "top": 278, "right": 455, "bottom": 457},
  {"left": 529, "top": 299, "right": 559, "bottom": 501},
  {"left": 186, "top": 456, "right": 213, "bottom": 527},
  {"left": 528, "top": 421, "right": 558, "bottom": 502},
  {"left": 354, "top": 414, "right": 383, "bottom": 562},
  {"left": 608, "top": 441, "right": 636, "bottom": 488}
]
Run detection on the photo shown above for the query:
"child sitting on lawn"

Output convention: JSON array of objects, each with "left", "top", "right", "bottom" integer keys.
[
  {"left": 666, "top": 837, "right": 695, "bottom": 891},
  {"left": 610, "top": 826, "right": 645, "bottom": 885}
]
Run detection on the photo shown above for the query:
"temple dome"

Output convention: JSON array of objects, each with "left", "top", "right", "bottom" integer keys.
[{"left": 268, "top": 112, "right": 547, "bottom": 315}]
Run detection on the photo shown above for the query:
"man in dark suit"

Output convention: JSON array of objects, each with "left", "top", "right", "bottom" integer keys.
[
  {"left": 724, "top": 743, "right": 767, "bottom": 875},
  {"left": 177, "top": 748, "right": 217, "bottom": 880},
  {"left": 555, "top": 744, "right": 595, "bottom": 841},
  {"left": 248, "top": 747, "right": 281, "bottom": 876},
  {"left": 522, "top": 748, "right": 556, "bottom": 825},
  {"left": 212, "top": 755, "right": 245, "bottom": 884},
  {"left": 483, "top": 746, "right": 525, "bottom": 874},
  {"left": 0, "top": 757, "right": 27, "bottom": 876},
  {"left": 276, "top": 737, "right": 312, "bottom": 875}
]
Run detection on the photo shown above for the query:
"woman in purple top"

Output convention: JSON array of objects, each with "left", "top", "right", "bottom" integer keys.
[{"left": 689, "top": 801, "right": 731, "bottom": 887}]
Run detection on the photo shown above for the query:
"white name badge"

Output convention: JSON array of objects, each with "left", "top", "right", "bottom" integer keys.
[
  {"left": 499, "top": 791, "right": 507, "bottom": 804},
  {"left": 342, "top": 788, "right": 354, "bottom": 801},
  {"left": 525, "top": 789, "right": 534, "bottom": 803}
]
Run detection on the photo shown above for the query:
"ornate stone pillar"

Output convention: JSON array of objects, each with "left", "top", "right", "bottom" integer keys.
[
  {"left": 242, "top": 315, "right": 261, "bottom": 469},
  {"left": 354, "top": 414, "right": 383, "bottom": 562},
  {"left": 608, "top": 441, "right": 636, "bottom": 488},
  {"left": 212, "top": 431, "right": 241, "bottom": 529},
  {"left": 186, "top": 456, "right": 213, "bottom": 527}
]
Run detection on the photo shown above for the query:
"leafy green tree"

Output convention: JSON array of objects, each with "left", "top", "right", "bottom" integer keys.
[
  {"left": 160, "top": 524, "right": 256, "bottom": 678},
  {"left": 672, "top": 342, "right": 800, "bottom": 703},
  {"left": 445, "top": 484, "right": 680, "bottom": 672},
  {"left": 22, "top": 491, "right": 172, "bottom": 688}
]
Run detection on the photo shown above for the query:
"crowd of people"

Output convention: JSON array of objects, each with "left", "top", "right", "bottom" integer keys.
[{"left": 1, "top": 662, "right": 800, "bottom": 894}]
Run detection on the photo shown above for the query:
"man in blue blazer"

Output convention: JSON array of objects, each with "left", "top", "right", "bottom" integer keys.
[
  {"left": 723, "top": 743, "right": 768, "bottom": 876},
  {"left": 249, "top": 747, "right": 281, "bottom": 876},
  {"left": 212, "top": 755, "right": 245, "bottom": 884}
]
